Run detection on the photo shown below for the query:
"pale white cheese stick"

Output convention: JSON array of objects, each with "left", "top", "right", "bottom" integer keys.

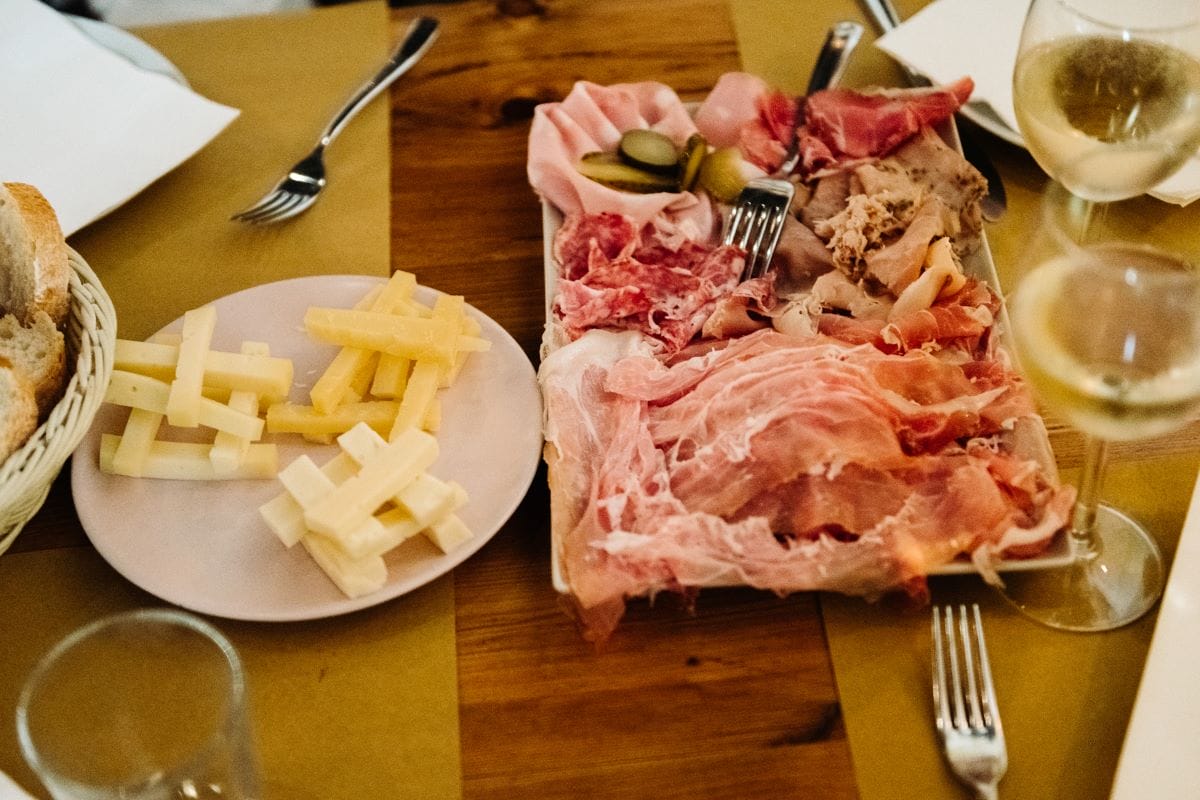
[
  {"left": 99, "top": 435, "right": 276, "bottom": 480},
  {"left": 106, "top": 371, "right": 264, "bottom": 440},
  {"left": 165, "top": 305, "right": 217, "bottom": 427},
  {"left": 303, "top": 428, "right": 437, "bottom": 540},
  {"left": 210, "top": 341, "right": 270, "bottom": 474}
]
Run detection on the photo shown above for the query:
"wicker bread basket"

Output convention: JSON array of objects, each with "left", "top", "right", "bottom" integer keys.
[{"left": 0, "top": 248, "right": 116, "bottom": 555}]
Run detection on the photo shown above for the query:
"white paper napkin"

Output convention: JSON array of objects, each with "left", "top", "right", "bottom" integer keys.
[
  {"left": 0, "top": 771, "right": 36, "bottom": 800},
  {"left": 0, "top": 0, "right": 239, "bottom": 235},
  {"left": 875, "top": 0, "right": 1200, "bottom": 206},
  {"left": 1110, "top": 476, "right": 1200, "bottom": 799}
]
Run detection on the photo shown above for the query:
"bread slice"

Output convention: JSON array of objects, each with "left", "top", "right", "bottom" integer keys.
[
  {"left": 0, "top": 358, "right": 38, "bottom": 464},
  {"left": 0, "top": 310, "right": 66, "bottom": 415},
  {"left": 0, "top": 182, "right": 70, "bottom": 326}
]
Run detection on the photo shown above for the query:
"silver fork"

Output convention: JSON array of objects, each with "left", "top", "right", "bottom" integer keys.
[
  {"left": 231, "top": 16, "right": 439, "bottom": 224},
  {"left": 722, "top": 178, "right": 795, "bottom": 281},
  {"left": 932, "top": 604, "right": 1008, "bottom": 800}
]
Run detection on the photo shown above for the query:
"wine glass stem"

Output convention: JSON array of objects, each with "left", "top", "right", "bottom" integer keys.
[{"left": 1070, "top": 436, "right": 1110, "bottom": 554}]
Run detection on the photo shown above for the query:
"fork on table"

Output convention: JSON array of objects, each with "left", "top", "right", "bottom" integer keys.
[
  {"left": 231, "top": 16, "right": 439, "bottom": 224},
  {"left": 722, "top": 177, "right": 795, "bottom": 281},
  {"left": 932, "top": 604, "right": 1008, "bottom": 800}
]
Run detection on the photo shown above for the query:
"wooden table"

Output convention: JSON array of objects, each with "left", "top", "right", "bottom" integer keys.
[
  {"left": 386, "top": 1, "right": 856, "bottom": 796},
  {"left": 11, "top": 0, "right": 1200, "bottom": 797}
]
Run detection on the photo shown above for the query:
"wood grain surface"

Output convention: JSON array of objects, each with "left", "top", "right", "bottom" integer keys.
[{"left": 387, "top": 1, "right": 856, "bottom": 796}]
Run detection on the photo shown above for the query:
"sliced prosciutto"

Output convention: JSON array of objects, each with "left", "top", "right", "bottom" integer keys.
[
  {"left": 797, "top": 77, "right": 974, "bottom": 174},
  {"left": 552, "top": 211, "right": 745, "bottom": 354},
  {"left": 541, "top": 328, "right": 1074, "bottom": 642}
]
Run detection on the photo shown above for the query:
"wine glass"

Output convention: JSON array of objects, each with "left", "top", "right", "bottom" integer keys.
[
  {"left": 998, "top": 184, "right": 1200, "bottom": 631},
  {"left": 1012, "top": 0, "right": 1200, "bottom": 203}
]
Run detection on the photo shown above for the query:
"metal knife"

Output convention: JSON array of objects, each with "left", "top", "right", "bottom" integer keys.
[
  {"left": 807, "top": 20, "right": 864, "bottom": 94},
  {"left": 859, "top": 0, "right": 1008, "bottom": 221},
  {"left": 781, "top": 21, "right": 864, "bottom": 174}
]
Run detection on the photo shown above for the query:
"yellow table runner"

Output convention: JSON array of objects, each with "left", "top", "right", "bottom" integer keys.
[
  {"left": 0, "top": 5, "right": 461, "bottom": 799},
  {"left": 731, "top": 1, "right": 1200, "bottom": 797}
]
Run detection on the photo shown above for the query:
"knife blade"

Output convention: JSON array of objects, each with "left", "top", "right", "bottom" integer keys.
[
  {"left": 859, "top": 0, "right": 1008, "bottom": 222},
  {"left": 781, "top": 21, "right": 864, "bottom": 174}
]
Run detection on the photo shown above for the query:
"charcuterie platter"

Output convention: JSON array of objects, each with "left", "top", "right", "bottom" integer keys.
[{"left": 528, "top": 73, "right": 1073, "bottom": 640}]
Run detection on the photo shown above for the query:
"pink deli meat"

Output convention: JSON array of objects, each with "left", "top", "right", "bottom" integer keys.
[
  {"left": 693, "top": 71, "right": 798, "bottom": 173},
  {"left": 528, "top": 80, "right": 717, "bottom": 236},
  {"left": 542, "top": 328, "right": 1075, "bottom": 642}
]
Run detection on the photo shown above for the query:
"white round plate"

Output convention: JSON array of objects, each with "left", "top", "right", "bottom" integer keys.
[
  {"left": 69, "top": 16, "right": 189, "bottom": 86},
  {"left": 71, "top": 275, "right": 543, "bottom": 622},
  {"left": 960, "top": 100, "right": 1025, "bottom": 149}
]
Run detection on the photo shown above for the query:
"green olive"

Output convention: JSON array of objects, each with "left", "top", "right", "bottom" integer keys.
[{"left": 697, "top": 147, "right": 748, "bottom": 203}]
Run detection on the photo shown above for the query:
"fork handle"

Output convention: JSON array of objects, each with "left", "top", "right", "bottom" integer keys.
[{"left": 319, "top": 16, "right": 440, "bottom": 148}]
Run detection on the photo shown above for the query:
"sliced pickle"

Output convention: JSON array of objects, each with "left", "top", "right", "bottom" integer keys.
[
  {"left": 577, "top": 152, "right": 679, "bottom": 193},
  {"left": 697, "top": 147, "right": 749, "bottom": 203},
  {"left": 678, "top": 133, "right": 707, "bottom": 192},
  {"left": 617, "top": 129, "right": 681, "bottom": 175}
]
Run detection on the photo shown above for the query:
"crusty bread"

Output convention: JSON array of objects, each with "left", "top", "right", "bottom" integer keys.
[
  {"left": 0, "top": 182, "right": 70, "bottom": 326},
  {"left": 0, "top": 310, "right": 66, "bottom": 415},
  {"left": 0, "top": 358, "right": 38, "bottom": 463}
]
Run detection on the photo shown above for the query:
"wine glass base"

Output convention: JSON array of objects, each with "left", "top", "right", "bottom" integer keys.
[{"left": 997, "top": 504, "right": 1165, "bottom": 632}]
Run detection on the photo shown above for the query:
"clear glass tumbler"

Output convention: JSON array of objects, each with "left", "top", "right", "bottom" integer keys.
[{"left": 16, "top": 608, "right": 260, "bottom": 800}]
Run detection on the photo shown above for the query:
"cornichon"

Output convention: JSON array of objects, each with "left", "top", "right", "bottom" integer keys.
[
  {"left": 617, "top": 129, "right": 680, "bottom": 175},
  {"left": 577, "top": 152, "right": 679, "bottom": 193},
  {"left": 678, "top": 133, "right": 707, "bottom": 192}
]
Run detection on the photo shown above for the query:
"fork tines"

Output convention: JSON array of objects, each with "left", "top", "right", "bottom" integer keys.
[
  {"left": 722, "top": 178, "right": 795, "bottom": 281},
  {"left": 933, "top": 604, "right": 1002, "bottom": 735},
  {"left": 932, "top": 603, "right": 1007, "bottom": 797}
]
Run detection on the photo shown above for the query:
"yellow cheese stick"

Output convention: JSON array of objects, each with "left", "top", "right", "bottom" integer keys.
[
  {"left": 389, "top": 360, "right": 440, "bottom": 440},
  {"left": 115, "top": 340, "right": 292, "bottom": 400},
  {"left": 100, "top": 435, "right": 276, "bottom": 480},
  {"left": 309, "top": 273, "right": 414, "bottom": 414},
  {"left": 210, "top": 342, "right": 271, "bottom": 474},
  {"left": 441, "top": 315, "right": 483, "bottom": 388},
  {"left": 303, "top": 308, "right": 489, "bottom": 365},
  {"left": 166, "top": 305, "right": 217, "bottom": 427},
  {"left": 110, "top": 408, "right": 163, "bottom": 478},
  {"left": 266, "top": 400, "right": 399, "bottom": 438},
  {"left": 106, "top": 371, "right": 264, "bottom": 440},
  {"left": 303, "top": 428, "right": 438, "bottom": 540},
  {"left": 421, "top": 398, "right": 441, "bottom": 433},
  {"left": 370, "top": 353, "right": 410, "bottom": 399}
]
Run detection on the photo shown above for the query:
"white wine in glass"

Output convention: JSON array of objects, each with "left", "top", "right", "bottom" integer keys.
[
  {"left": 1013, "top": 0, "right": 1200, "bottom": 201},
  {"left": 1000, "top": 187, "right": 1200, "bottom": 631}
]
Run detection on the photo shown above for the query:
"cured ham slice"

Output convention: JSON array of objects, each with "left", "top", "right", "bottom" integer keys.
[
  {"left": 700, "top": 275, "right": 776, "bottom": 339},
  {"left": 797, "top": 77, "right": 974, "bottom": 172},
  {"left": 552, "top": 212, "right": 745, "bottom": 354},
  {"left": 542, "top": 328, "right": 1073, "bottom": 642}
]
